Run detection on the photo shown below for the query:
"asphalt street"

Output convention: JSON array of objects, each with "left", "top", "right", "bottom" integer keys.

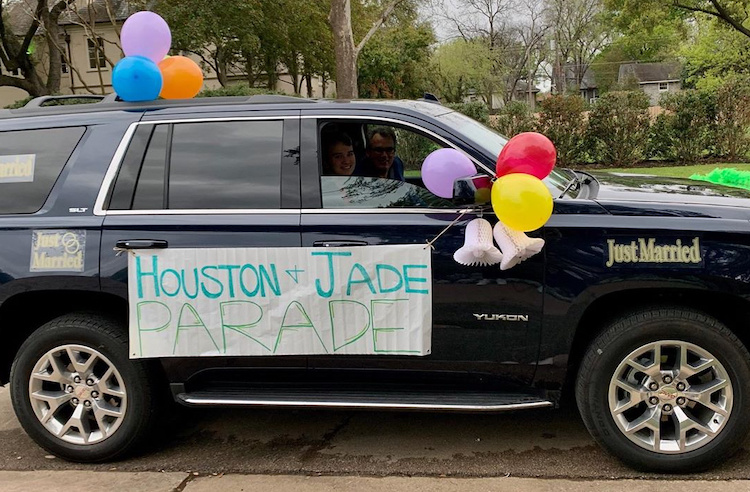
[{"left": 2, "top": 385, "right": 750, "bottom": 480}]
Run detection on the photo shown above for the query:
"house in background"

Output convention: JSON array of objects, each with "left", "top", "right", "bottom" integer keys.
[
  {"left": 0, "top": 0, "right": 331, "bottom": 107},
  {"left": 578, "top": 70, "right": 598, "bottom": 104},
  {"left": 617, "top": 62, "right": 682, "bottom": 106},
  {"left": 464, "top": 78, "right": 540, "bottom": 111}
]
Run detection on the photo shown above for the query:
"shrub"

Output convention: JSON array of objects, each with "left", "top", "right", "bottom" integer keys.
[
  {"left": 647, "top": 113, "right": 677, "bottom": 161},
  {"left": 715, "top": 76, "right": 750, "bottom": 161},
  {"left": 197, "top": 84, "right": 289, "bottom": 98},
  {"left": 536, "top": 95, "right": 588, "bottom": 166},
  {"left": 491, "top": 101, "right": 536, "bottom": 137},
  {"left": 445, "top": 101, "right": 489, "bottom": 124},
  {"left": 5, "top": 95, "right": 103, "bottom": 109},
  {"left": 587, "top": 91, "right": 650, "bottom": 167},
  {"left": 657, "top": 89, "right": 717, "bottom": 163},
  {"left": 5, "top": 96, "right": 33, "bottom": 109}
]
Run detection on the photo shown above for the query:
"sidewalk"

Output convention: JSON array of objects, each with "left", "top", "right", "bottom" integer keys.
[{"left": 2, "top": 472, "right": 750, "bottom": 492}]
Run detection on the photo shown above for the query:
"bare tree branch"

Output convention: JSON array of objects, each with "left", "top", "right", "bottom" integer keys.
[
  {"left": 355, "top": 0, "right": 403, "bottom": 55},
  {"left": 673, "top": 0, "right": 750, "bottom": 39}
]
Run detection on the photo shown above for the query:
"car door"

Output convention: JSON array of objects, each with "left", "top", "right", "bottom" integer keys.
[
  {"left": 300, "top": 111, "right": 544, "bottom": 387},
  {"left": 97, "top": 111, "right": 304, "bottom": 382}
]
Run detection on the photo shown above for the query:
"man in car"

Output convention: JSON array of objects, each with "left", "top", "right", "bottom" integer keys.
[{"left": 356, "top": 127, "right": 404, "bottom": 180}]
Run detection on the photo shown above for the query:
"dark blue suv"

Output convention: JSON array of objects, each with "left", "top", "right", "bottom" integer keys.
[{"left": 3, "top": 94, "right": 750, "bottom": 472}]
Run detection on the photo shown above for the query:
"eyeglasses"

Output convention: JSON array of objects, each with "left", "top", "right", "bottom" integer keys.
[{"left": 369, "top": 146, "right": 396, "bottom": 154}]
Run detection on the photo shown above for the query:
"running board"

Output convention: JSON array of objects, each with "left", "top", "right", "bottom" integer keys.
[{"left": 175, "top": 388, "right": 553, "bottom": 412}]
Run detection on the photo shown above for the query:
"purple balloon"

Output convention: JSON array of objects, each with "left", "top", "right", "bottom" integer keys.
[
  {"left": 121, "top": 11, "right": 171, "bottom": 63},
  {"left": 422, "top": 148, "right": 477, "bottom": 198}
]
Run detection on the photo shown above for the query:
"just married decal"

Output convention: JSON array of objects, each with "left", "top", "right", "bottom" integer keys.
[
  {"left": 128, "top": 245, "right": 432, "bottom": 358},
  {"left": 605, "top": 237, "right": 702, "bottom": 268}
]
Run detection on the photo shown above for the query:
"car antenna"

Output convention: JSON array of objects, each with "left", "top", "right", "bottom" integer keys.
[{"left": 421, "top": 92, "right": 441, "bottom": 104}]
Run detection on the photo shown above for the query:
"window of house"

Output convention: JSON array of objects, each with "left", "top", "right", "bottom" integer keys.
[
  {"left": 109, "top": 121, "right": 284, "bottom": 211},
  {"left": 0, "top": 127, "right": 86, "bottom": 214},
  {"left": 61, "top": 55, "right": 68, "bottom": 74},
  {"left": 318, "top": 121, "right": 460, "bottom": 209},
  {"left": 87, "top": 38, "right": 106, "bottom": 69},
  {"left": 659, "top": 82, "right": 669, "bottom": 91}
]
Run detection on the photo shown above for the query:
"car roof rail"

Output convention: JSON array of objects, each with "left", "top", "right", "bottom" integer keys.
[
  {"left": 24, "top": 94, "right": 106, "bottom": 108},
  {"left": 102, "top": 92, "right": 120, "bottom": 103},
  {"left": 245, "top": 94, "right": 316, "bottom": 104}
]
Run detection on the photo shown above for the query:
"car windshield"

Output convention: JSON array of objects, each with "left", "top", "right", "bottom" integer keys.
[{"left": 436, "top": 110, "right": 572, "bottom": 195}]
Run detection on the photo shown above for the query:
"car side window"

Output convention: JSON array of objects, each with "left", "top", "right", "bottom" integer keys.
[
  {"left": 0, "top": 127, "right": 85, "bottom": 214},
  {"left": 318, "top": 121, "right": 457, "bottom": 209},
  {"left": 109, "top": 120, "right": 284, "bottom": 210}
]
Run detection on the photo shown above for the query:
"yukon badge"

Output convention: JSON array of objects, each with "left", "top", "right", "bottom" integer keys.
[{"left": 473, "top": 313, "right": 529, "bottom": 322}]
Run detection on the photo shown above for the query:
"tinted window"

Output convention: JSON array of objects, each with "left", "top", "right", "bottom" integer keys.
[
  {"left": 0, "top": 127, "right": 85, "bottom": 214},
  {"left": 133, "top": 125, "right": 168, "bottom": 209},
  {"left": 319, "top": 121, "right": 464, "bottom": 209},
  {"left": 109, "top": 124, "right": 157, "bottom": 210},
  {"left": 168, "top": 121, "right": 283, "bottom": 209},
  {"left": 322, "top": 176, "right": 453, "bottom": 208}
]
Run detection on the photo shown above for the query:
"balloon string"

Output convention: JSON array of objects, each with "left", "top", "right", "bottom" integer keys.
[{"left": 424, "top": 208, "right": 472, "bottom": 250}]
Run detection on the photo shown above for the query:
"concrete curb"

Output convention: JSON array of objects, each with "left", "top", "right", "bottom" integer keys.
[{"left": 2, "top": 472, "right": 750, "bottom": 492}]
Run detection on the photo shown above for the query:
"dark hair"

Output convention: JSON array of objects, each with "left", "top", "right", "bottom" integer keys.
[
  {"left": 323, "top": 132, "right": 353, "bottom": 151},
  {"left": 367, "top": 126, "right": 397, "bottom": 149}
]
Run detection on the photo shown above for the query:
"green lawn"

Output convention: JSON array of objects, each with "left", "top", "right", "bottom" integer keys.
[{"left": 600, "top": 163, "right": 750, "bottom": 178}]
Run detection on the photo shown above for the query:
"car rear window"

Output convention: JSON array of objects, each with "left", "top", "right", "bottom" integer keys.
[
  {"left": 0, "top": 127, "right": 85, "bottom": 214},
  {"left": 109, "top": 120, "right": 284, "bottom": 210}
]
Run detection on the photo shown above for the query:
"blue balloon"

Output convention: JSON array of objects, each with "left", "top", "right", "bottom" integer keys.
[{"left": 112, "top": 55, "right": 162, "bottom": 102}]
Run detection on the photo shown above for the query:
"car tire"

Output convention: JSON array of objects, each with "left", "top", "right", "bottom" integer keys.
[
  {"left": 576, "top": 307, "right": 750, "bottom": 472},
  {"left": 10, "top": 313, "right": 161, "bottom": 462}
]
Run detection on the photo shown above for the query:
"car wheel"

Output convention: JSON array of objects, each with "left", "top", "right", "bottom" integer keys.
[
  {"left": 10, "top": 313, "right": 161, "bottom": 462},
  {"left": 576, "top": 307, "right": 750, "bottom": 472}
]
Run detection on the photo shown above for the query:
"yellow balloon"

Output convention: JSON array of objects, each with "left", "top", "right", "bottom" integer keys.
[{"left": 491, "top": 173, "right": 553, "bottom": 232}]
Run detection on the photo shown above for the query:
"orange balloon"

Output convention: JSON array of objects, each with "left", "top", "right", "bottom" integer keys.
[{"left": 158, "top": 55, "right": 203, "bottom": 99}]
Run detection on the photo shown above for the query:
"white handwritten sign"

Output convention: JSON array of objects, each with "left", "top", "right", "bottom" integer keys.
[{"left": 128, "top": 245, "right": 432, "bottom": 358}]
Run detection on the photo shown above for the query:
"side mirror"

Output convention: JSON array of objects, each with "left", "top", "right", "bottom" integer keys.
[{"left": 452, "top": 175, "right": 493, "bottom": 205}]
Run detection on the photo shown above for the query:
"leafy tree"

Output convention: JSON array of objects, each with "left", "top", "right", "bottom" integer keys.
[
  {"left": 671, "top": 0, "right": 750, "bottom": 39},
  {"left": 595, "top": 0, "right": 687, "bottom": 92},
  {"left": 357, "top": 20, "right": 434, "bottom": 98},
  {"left": 156, "top": 0, "right": 260, "bottom": 87},
  {"left": 435, "top": 0, "right": 548, "bottom": 105},
  {"left": 681, "top": 17, "right": 750, "bottom": 90},
  {"left": 329, "top": 0, "right": 406, "bottom": 99},
  {"left": 545, "top": 0, "right": 609, "bottom": 94},
  {"left": 0, "top": 0, "right": 75, "bottom": 96},
  {"left": 430, "top": 38, "right": 493, "bottom": 103}
]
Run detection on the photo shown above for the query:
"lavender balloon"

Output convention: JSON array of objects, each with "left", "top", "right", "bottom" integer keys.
[
  {"left": 421, "top": 148, "right": 477, "bottom": 198},
  {"left": 121, "top": 11, "right": 171, "bottom": 63}
]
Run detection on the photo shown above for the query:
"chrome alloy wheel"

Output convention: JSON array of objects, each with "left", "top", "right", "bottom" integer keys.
[
  {"left": 609, "top": 340, "right": 732, "bottom": 454},
  {"left": 28, "top": 344, "right": 127, "bottom": 445}
]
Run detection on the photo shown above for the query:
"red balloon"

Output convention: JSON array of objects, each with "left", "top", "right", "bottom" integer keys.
[{"left": 496, "top": 132, "right": 556, "bottom": 179}]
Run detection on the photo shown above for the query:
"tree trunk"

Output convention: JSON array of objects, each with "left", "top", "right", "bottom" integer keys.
[
  {"left": 215, "top": 50, "right": 228, "bottom": 87},
  {"left": 265, "top": 56, "right": 278, "bottom": 90},
  {"left": 305, "top": 71, "right": 313, "bottom": 98},
  {"left": 329, "top": 0, "right": 358, "bottom": 99}
]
